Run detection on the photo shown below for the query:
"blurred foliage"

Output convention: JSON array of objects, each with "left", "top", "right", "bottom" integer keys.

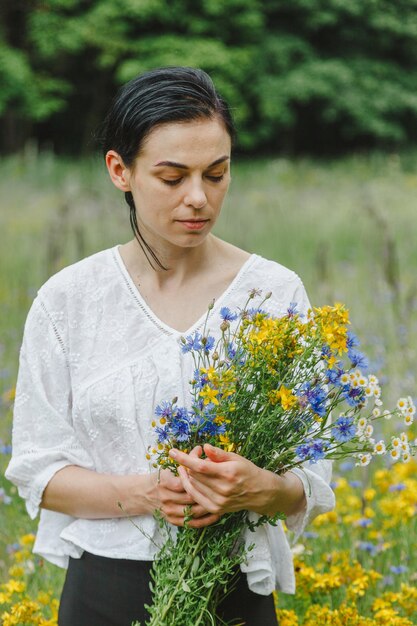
[{"left": 1, "top": 0, "right": 417, "bottom": 154}]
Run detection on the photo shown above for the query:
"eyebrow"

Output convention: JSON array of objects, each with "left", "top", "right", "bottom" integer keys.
[{"left": 153, "top": 155, "right": 230, "bottom": 169}]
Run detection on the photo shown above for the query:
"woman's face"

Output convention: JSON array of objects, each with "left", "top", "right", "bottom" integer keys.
[{"left": 107, "top": 117, "right": 232, "bottom": 253}]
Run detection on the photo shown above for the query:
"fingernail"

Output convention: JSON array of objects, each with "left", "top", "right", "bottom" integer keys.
[{"left": 169, "top": 450, "right": 177, "bottom": 458}]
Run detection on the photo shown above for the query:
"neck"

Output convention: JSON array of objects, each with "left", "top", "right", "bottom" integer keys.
[{"left": 124, "top": 235, "right": 219, "bottom": 289}]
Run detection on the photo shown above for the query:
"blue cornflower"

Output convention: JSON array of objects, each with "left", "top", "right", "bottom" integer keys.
[
  {"left": 356, "top": 518, "right": 372, "bottom": 528},
  {"left": 303, "top": 531, "right": 318, "bottom": 539},
  {"left": 296, "top": 438, "right": 329, "bottom": 463},
  {"left": 227, "top": 342, "right": 236, "bottom": 359},
  {"left": 181, "top": 332, "right": 203, "bottom": 353},
  {"left": 358, "top": 541, "right": 377, "bottom": 556},
  {"left": 321, "top": 344, "right": 332, "bottom": 359},
  {"left": 295, "top": 442, "right": 312, "bottom": 461},
  {"left": 171, "top": 417, "right": 191, "bottom": 442},
  {"left": 175, "top": 407, "right": 189, "bottom": 421},
  {"left": 220, "top": 307, "right": 238, "bottom": 322},
  {"left": 349, "top": 480, "right": 363, "bottom": 488},
  {"left": 299, "top": 382, "right": 328, "bottom": 417},
  {"left": 339, "top": 460, "right": 355, "bottom": 472},
  {"left": 202, "top": 336, "right": 215, "bottom": 354},
  {"left": 0, "top": 444, "right": 12, "bottom": 455},
  {"left": 0, "top": 488, "right": 12, "bottom": 505},
  {"left": 388, "top": 483, "right": 406, "bottom": 492},
  {"left": 192, "top": 369, "right": 208, "bottom": 390},
  {"left": 327, "top": 367, "right": 344, "bottom": 386},
  {"left": 390, "top": 565, "right": 408, "bottom": 575},
  {"left": 332, "top": 416, "right": 356, "bottom": 442},
  {"left": 348, "top": 349, "right": 369, "bottom": 370},
  {"left": 244, "top": 307, "right": 268, "bottom": 320},
  {"left": 287, "top": 302, "right": 298, "bottom": 317},
  {"left": 309, "top": 438, "right": 330, "bottom": 462},
  {"left": 343, "top": 386, "right": 364, "bottom": 407},
  {"left": 155, "top": 401, "right": 173, "bottom": 419},
  {"left": 347, "top": 331, "right": 360, "bottom": 349},
  {"left": 155, "top": 425, "right": 170, "bottom": 443},
  {"left": 198, "top": 414, "right": 226, "bottom": 437}
]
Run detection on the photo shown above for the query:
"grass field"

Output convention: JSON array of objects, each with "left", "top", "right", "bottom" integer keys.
[{"left": 1, "top": 151, "right": 416, "bottom": 624}]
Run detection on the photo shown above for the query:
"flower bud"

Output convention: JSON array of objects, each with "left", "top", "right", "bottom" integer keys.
[{"left": 220, "top": 321, "right": 230, "bottom": 332}]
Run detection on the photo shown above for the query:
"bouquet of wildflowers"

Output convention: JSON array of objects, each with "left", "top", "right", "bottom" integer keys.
[{"left": 134, "top": 291, "right": 416, "bottom": 626}]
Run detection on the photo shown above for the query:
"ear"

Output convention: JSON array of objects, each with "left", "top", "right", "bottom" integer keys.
[{"left": 105, "top": 150, "right": 131, "bottom": 192}]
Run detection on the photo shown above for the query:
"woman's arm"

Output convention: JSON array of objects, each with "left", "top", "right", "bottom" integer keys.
[{"left": 41, "top": 460, "right": 220, "bottom": 529}]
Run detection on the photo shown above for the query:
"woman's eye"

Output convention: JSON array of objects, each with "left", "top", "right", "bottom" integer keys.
[
  {"left": 161, "top": 174, "right": 225, "bottom": 186},
  {"left": 162, "top": 178, "right": 183, "bottom": 186}
]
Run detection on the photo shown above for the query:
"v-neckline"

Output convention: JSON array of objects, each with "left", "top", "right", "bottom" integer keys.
[{"left": 112, "top": 245, "right": 258, "bottom": 337}]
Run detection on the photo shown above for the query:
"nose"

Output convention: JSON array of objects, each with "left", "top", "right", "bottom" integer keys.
[{"left": 184, "top": 179, "right": 207, "bottom": 209}]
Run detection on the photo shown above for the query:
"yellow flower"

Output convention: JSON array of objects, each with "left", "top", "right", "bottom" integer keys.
[
  {"left": 269, "top": 385, "right": 298, "bottom": 410},
  {"left": 275, "top": 608, "right": 299, "bottom": 626},
  {"left": 19, "top": 534, "right": 35, "bottom": 547},
  {"left": 2, "top": 581, "right": 26, "bottom": 595},
  {"left": 199, "top": 386, "right": 219, "bottom": 405}
]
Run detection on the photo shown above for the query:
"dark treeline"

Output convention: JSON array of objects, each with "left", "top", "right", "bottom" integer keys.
[{"left": 1, "top": 0, "right": 417, "bottom": 156}]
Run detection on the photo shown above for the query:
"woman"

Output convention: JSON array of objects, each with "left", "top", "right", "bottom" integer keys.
[{"left": 6, "top": 67, "right": 334, "bottom": 625}]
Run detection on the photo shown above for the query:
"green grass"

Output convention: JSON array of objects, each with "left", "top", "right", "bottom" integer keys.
[{"left": 0, "top": 150, "right": 416, "bottom": 618}]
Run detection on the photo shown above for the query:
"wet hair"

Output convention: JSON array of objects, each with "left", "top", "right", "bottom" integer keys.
[{"left": 99, "top": 66, "right": 236, "bottom": 270}]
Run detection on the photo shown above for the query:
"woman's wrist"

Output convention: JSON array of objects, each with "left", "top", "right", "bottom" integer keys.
[{"left": 250, "top": 469, "right": 306, "bottom": 518}]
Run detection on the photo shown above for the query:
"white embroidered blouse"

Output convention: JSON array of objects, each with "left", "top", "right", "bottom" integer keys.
[{"left": 6, "top": 246, "right": 335, "bottom": 595}]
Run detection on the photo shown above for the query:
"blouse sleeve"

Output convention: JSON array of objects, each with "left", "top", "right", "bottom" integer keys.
[
  {"left": 5, "top": 296, "right": 94, "bottom": 520},
  {"left": 283, "top": 277, "right": 336, "bottom": 537}
]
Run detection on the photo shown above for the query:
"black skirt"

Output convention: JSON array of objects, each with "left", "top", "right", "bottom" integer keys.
[{"left": 58, "top": 551, "right": 278, "bottom": 626}]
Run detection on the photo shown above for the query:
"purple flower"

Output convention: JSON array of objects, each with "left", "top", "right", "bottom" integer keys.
[
  {"left": 287, "top": 302, "right": 298, "bottom": 317},
  {"left": 349, "top": 480, "right": 362, "bottom": 488},
  {"left": 332, "top": 416, "right": 356, "bottom": 442}
]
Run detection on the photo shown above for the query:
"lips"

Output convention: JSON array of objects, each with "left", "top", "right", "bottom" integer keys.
[{"left": 177, "top": 219, "right": 209, "bottom": 230}]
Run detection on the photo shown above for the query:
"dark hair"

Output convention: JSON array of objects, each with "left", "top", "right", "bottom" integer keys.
[{"left": 99, "top": 66, "right": 236, "bottom": 270}]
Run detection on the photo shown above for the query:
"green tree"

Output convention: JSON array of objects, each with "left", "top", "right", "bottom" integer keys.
[{"left": 1, "top": 0, "right": 417, "bottom": 154}]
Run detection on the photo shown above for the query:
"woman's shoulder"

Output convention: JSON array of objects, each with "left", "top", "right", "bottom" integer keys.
[
  {"left": 37, "top": 246, "right": 117, "bottom": 306},
  {"left": 252, "top": 254, "right": 303, "bottom": 287}
]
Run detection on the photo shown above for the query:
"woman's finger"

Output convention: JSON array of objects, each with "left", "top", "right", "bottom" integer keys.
[{"left": 178, "top": 466, "right": 222, "bottom": 514}]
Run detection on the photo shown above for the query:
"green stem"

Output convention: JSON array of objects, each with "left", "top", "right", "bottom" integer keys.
[
  {"left": 148, "top": 527, "right": 208, "bottom": 625},
  {"left": 194, "top": 584, "right": 215, "bottom": 626}
]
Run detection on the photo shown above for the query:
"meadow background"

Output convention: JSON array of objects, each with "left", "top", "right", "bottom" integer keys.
[
  {"left": 2, "top": 0, "right": 417, "bottom": 623},
  {"left": 1, "top": 151, "right": 417, "bottom": 624}
]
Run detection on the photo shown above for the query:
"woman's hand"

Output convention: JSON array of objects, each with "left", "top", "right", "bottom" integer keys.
[
  {"left": 147, "top": 447, "right": 221, "bottom": 528},
  {"left": 170, "top": 444, "right": 306, "bottom": 518}
]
